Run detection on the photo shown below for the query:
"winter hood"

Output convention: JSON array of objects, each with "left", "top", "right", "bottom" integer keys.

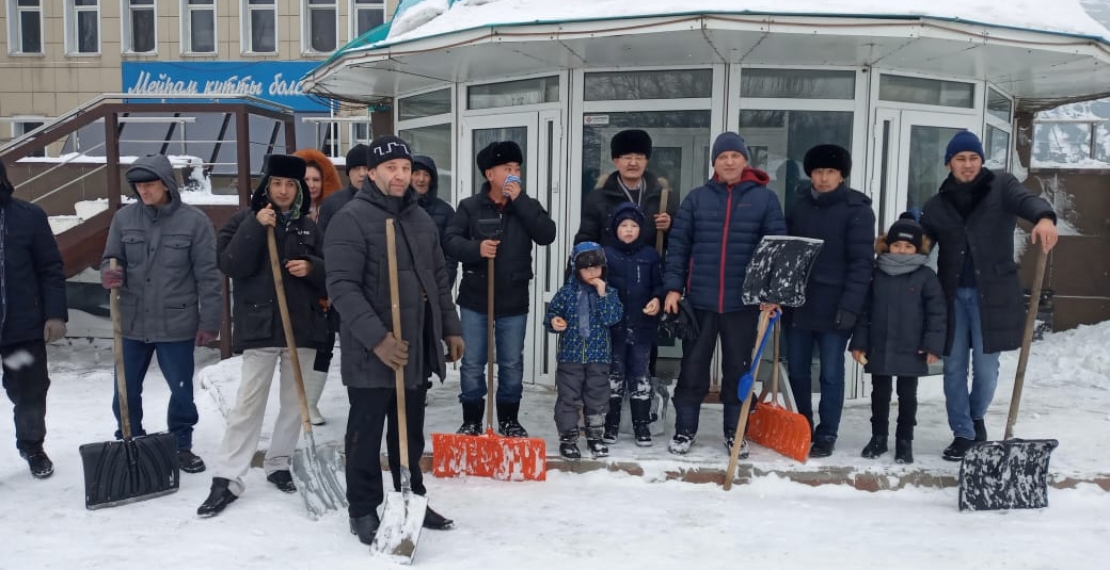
[
  {"left": 875, "top": 233, "right": 933, "bottom": 256},
  {"left": 711, "top": 166, "right": 771, "bottom": 188},
  {"left": 413, "top": 155, "right": 440, "bottom": 200},
  {"left": 607, "top": 201, "right": 648, "bottom": 249},
  {"left": 125, "top": 154, "right": 180, "bottom": 203},
  {"left": 293, "top": 148, "right": 343, "bottom": 203}
]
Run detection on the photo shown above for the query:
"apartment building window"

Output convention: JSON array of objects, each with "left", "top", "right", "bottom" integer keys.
[
  {"left": 243, "top": 0, "right": 277, "bottom": 53},
  {"left": 183, "top": 0, "right": 217, "bottom": 54},
  {"left": 351, "top": 0, "right": 385, "bottom": 38},
  {"left": 123, "top": 0, "right": 156, "bottom": 53},
  {"left": 12, "top": 120, "right": 46, "bottom": 157},
  {"left": 8, "top": 0, "right": 43, "bottom": 54},
  {"left": 66, "top": 0, "right": 100, "bottom": 55},
  {"left": 304, "top": 0, "right": 338, "bottom": 53}
]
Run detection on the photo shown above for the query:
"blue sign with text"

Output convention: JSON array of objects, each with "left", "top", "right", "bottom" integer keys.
[{"left": 121, "top": 61, "right": 331, "bottom": 112}]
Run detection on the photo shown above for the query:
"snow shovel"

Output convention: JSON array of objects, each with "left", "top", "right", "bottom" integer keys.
[
  {"left": 723, "top": 311, "right": 777, "bottom": 490},
  {"left": 655, "top": 187, "right": 670, "bottom": 256},
  {"left": 431, "top": 219, "right": 546, "bottom": 481},
  {"left": 79, "top": 259, "right": 180, "bottom": 509},
  {"left": 370, "top": 218, "right": 427, "bottom": 564},
  {"left": 959, "top": 247, "right": 1058, "bottom": 511},
  {"left": 748, "top": 318, "right": 811, "bottom": 463},
  {"left": 266, "top": 227, "right": 347, "bottom": 519},
  {"left": 741, "top": 236, "right": 825, "bottom": 307}
]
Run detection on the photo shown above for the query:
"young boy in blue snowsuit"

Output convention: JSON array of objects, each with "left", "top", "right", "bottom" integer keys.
[
  {"left": 602, "top": 203, "right": 664, "bottom": 447},
  {"left": 849, "top": 213, "right": 946, "bottom": 464},
  {"left": 545, "top": 242, "right": 623, "bottom": 459}
]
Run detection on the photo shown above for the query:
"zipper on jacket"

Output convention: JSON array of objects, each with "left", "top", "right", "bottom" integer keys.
[{"left": 719, "top": 185, "right": 734, "bottom": 312}]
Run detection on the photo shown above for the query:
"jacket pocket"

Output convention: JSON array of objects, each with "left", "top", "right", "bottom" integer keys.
[
  {"left": 237, "top": 300, "right": 274, "bottom": 341},
  {"left": 121, "top": 231, "right": 146, "bottom": 268},
  {"left": 161, "top": 235, "right": 192, "bottom": 268},
  {"left": 165, "top": 305, "right": 199, "bottom": 339}
]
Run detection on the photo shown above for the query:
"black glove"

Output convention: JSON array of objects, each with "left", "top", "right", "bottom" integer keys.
[{"left": 835, "top": 309, "right": 857, "bottom": 331}]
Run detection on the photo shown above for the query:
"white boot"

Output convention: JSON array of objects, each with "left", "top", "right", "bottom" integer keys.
[{"left": 304, "top": 370, "right": 328, "bottom": 425}]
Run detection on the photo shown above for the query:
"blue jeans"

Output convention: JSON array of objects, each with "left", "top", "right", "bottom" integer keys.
[
  {"left": 112, "top": 338, "right": 198, "bottom": 450},
  {"left": 786, "top": 327, "right": 851, "bottom": 442},
  {"left": 458, "top": 308, "right": 528, "bottom": 404},
  {"left": 943, "top": 288, "right": 1001, "bottom": 440}
]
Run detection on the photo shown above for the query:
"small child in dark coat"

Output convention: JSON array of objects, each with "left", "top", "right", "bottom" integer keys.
[
  {"left": 849, "top": 213, "right": 946, "bottom": 464},
  {"left": 602, "top": 203, "right": 664, "bottom": 447},
  {"left": 545, "top": 242, "right": 624, "bottom": 459}
]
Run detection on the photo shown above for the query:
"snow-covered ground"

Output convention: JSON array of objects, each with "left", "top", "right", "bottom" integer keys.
[{"left": 2, "top": 322, "right": 1108, "bottom": 569}]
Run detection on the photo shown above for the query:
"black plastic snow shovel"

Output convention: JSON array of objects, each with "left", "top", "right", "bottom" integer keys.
[
  {"left": 959, "top": 247, "right": 1058, "bottom": 511},
  {"left": 80, "top": 259, "right": 180, "bottom": 510},
  {"left": 266, "top": 228, "right": 348, "bottom": 519},
  {"left": 370, "top": 218, "right": 428, "bottom": 564}
]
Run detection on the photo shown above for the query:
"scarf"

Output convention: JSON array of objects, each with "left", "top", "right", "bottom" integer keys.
[
  {"left": 576, "top": 280, "right": 597, "bottom": 338},
  {"left": 877, "top": 252, "right": 928, "bottom": 276}
]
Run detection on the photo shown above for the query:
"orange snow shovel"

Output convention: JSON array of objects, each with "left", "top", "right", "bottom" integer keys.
[
  {"left": 747, "top": 318, "right": 811, "bottom": 463},
  {"left": 432, "top": 222, "right": 546, "bottom": 481}
]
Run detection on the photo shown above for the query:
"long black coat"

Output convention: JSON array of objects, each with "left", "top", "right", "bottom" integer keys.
[
  {"left": 444, "top": 184, "right": 557, "bottom": 318},
  {"left": 574, "top": 171, "right": 678, "bottom": 250},
  {"left": 0, "top": 181, "right": 67, "bottom": 347},
  {"left": 325, "top": 184, "right": 462, "bottom": 389},
  {"left": 849, "top": 236, "right": 946, "bottom": 377},
  {"left": 218, "top": 200, "right": 329, "bottom": 353},
  {"left": 786, "top": 183, "right": 876, "bottom": 330},
  {"left": 920, "top": 170, "right": 1055, "bottom": 354}
]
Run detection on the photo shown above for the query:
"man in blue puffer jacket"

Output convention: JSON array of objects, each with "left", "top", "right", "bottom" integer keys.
[{"left": 663, "top": 132, "right": 787, "bottom": 456}]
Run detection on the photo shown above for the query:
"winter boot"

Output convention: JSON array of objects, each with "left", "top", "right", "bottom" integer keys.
[
  {"left": 668, "top": 431, "right": 696, "bottom": 455},
  {"left": 587, "top": 439, "right": 609, "bottom": 458},
  {"left": 558, "top": 430, "right": 581, "bottom": 460},
  {"left": 20, "top": 448, "right": 53, "bottom": 479},
  {"left": 305, "top": 370, "right": 328, "bottom": 425},
  {"left": 197, "top": 477, "right": 238, "bottom": 518},
  {"left": 178, "top": 449, "right": 207, "bottom": 474},
  {"left": 724, "top": 435, "right": 750, "bottom": 459},
  {"left": 973, "top": 419, "right": 988, "bottom": 442},
  {"left": 942, "top": 437, "right": 976, "bottom": 461},
  {"left": 497, "top": 402, "right": 529, "bottom": 438},
  {"left": 809, "top": 438, "right": 836, "bottom": 458},
  {"left": 895, "top": 438, "right": 914, "bottom": 464},
  {"left": 350, "top": 512, "right": 381, "bottom": 545},
  {"left": 423, "top": 506, "right": 454, "bottom": 530},
  {"left": 267, "top": 470, "right": 297, "bottom": 493},
  {"left": 602, "top": 396, "right": 623, "bottom": 444},
  {"left": 629, "top": 398, "right": 653, "bottom": 447},
  {"left": 584, "top": 414, "right": 608, "bottom": 457},
  {"left": 456, "top": 401, "right": 484, "bottom": 436},
  {"left": 861, "top": 435, "right": 889, "bottom": 459}
]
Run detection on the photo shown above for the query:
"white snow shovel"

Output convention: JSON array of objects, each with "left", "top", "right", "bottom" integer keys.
[
  {"left": 370, "top": 218, "right": 427, "bottom": 564},
  {"left": 266, "top": 227, "right": 348, "bottom": 519}
]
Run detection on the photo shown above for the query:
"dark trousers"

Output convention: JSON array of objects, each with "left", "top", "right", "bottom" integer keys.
[
  {"left": 346, "top": 386, "right": 427, "bottom": 519},
  {"left": 554, "top": 362, "right": 610, "bottom": 435},
  {"left": 672, "top": 308, "right": 759, "bottom": 437},
  {"left": 786, "top": 327, "right": 851, "bottom": 442},
  {"left": 870, "top": 375, "right": 919, "bottom": 440},
  {"left": 610, "top": 328, "right": 652, "bottom": 388},
  {"left": 2, "top": 340, "right": 49, "bottom": 453},
  {"left": 112, "top": 338, "right": 198, "bottom": 450}
]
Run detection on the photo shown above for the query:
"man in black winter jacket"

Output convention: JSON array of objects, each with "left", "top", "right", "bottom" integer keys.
[
  {"left": 0, "top": 160, "right": 67, "bottom": 479},
  {"left": 785, "top": 144, "right": 876, "bottom": 458},
  {"left": 317, "top": 143, "right": 370, "bottom": 238},
  {"left": 920, "top": 131, "right": 1058, "bottom": 461},
  {"left": 444, "top": 140, "right": 557, "bottom": 438},
  {"left": 412, "top": 155, "right": 458, "bottom": 287}
]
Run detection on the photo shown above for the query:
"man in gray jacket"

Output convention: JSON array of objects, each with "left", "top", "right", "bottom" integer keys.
[
  {"left": 325, "top": 135, "right": 464, "bottom": 545},
  {"left": 100, "top": 154, "right": 222, "bottom": 473}
]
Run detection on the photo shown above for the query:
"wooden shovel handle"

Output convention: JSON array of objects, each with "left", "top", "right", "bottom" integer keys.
[
  {"left": 108, "top": 258, "right": 132, "bottom": 440},
  {"left": 723, "top": 311, "right": 771, "bottom": 491},
  {"left": 486, "top": 257, "right": 496, "bottom": 431},
  {"left": 267, "top": 227, "right": 314, "bottom": 435},
  {"left": 1005, "top": 247, "right": 1048, "bottom": 440},
  {"left": 655, "top": 188, "right": 670, "bottom": 257},
  {"left": 385, "top": 219, "right": 412, "bottom": 471}
]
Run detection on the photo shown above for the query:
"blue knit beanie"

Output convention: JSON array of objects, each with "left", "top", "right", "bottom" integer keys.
[
  {"left": 944, "top": 131, "right": 985, "bottom": 164},
  {"left": 711, "top": 132, "right": 750, "bottom": 163}
]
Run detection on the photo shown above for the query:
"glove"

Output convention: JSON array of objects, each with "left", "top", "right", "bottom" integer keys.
[
  {"left": 835, "top": 309, "right": 857, "bottom": 331},
  {"left": 445, "top": 335, "right": 465, "bottom": 363},
  {"left": 373, "top": 333, "right": 409, "bottom": 370},
  {"left": 195, "top": 330, "right": 219, "bottom": 347},
  {"left": 43, "top": 319, "right": 67, "bottom": 343},
  {"left": 101, "top": 267, "right": 124, "bottom": 290}
]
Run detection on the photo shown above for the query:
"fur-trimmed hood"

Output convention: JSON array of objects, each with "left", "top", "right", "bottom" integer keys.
[
  {"left": 293, "top": 148, "right": 342, "bottom": 203},
  {"left": 875, "top": 233, "right": 933, "bottom": 255}
]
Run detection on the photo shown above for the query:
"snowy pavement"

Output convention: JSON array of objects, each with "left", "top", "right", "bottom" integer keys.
[{"left": 2, "top": 323, "right": 1109, "bottom": 569}]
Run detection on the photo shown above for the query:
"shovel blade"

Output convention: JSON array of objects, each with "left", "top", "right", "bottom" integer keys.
[
  {"left": 431, "top": 430, "right": 546, "bottom": 481},
  {"left": 79, "top": 432, "right": 180, "bottom": 510},
  {"left": 369, "top": 490, "right": 428, "bottom": 564},
  {"left": 958, "top": 439, "right": 1059, "bottom": 512},
  {"left": 748, "top": 403, "right": 811, "bottom": 463},
  {"left": 291, "top": 440, "right": 348, "bottom": 519}
]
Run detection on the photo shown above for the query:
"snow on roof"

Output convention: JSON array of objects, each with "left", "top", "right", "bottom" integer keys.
[{"left": 381, "top": 0, "right": 1110, "bottom": 47}]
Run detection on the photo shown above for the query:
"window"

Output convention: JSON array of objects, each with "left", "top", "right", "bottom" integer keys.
[
  {"left": 351, "top": 0, "right": 385, "bottom": 38},
  {"left": 351, "top": 122, "right": 372, "bottom": 146},
  {"left": 399, "top": 124, "right": 452, "bottom": 199},
  {"left": 584, "top": 69, "right": 713, "bottom": 101},
  {"left": 182, "top": 0, "right": 216, "bottom": 54},
  {"left": 398, "top": 88, "right": 452, "bottom": 120},
  {"left": 13, "top": 120, "right": 46, "bottom": 157},
  {"left": 987, "top": 88, "right": 1013, "bottom": 123},
  {"left": 467, "top": 76, "right": 559, "bottom": 110},
  {"left": 304, "top": 0, "right": 337, "bottom": 53},
  {"left": 741, "top": 69, "right": 856, "bottom": 100},
  {"left": 8, "top": 0, "right": 43, "bottom": 54},
  {"left": 879, "top": 75, "right": 975, "bottom": 108},
  {"left": 123, "top": 0, "right": 156, "bottom": 53},
  {"left": 66, "top": 0, "right": 100, "bottom": 55},
  {"left": 243, "top": 0, "right": 277, "bottom": 53}
]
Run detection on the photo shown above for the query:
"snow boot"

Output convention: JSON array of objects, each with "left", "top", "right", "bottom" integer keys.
[
  {"left": 178, "top": 449, "right": 206, "bottom": 474},
  {"left": 584, "top": 414, "right": 608, "bottom": 457},
  {"left": 423, "top": 506, "right": 454, "bottom": 530},
  {"left": 497, "top": 402, "right": 529, "bottom": 438},
  {"left": 456, "top": 401, "right": 484, "bottom": 436},
  {"left": 20, "top": 449, "right": 53, "bottom": 479},
  {"left": 809, "top": 438, "right": 835, "bottom": 458},
  {"left": 558, "top": 430, "right": 581, "bottom": 460},
  {"left": 861, "top": 435, "right": 888, "bottom": 459},
  {"left": 350, "top": 512, "right": 381, "bottom": 545},
  {"left": 197, "top": 477, "right": 238, "bottom": 518},
  {"left": 629, "top": 398, "right": 652, "bottom": 447},
  {"left": 668, "top": 431, "right": 696, "bottom": 455},
  {"left": 973, "top": 419, "right": 988, "bottom": 442},
  {"left": 602, "top": 395, "right": 622, "bottom": 444},
  {"left": 895, "top": 438, "right": 914, "bottom": 464},
  {"left": 724, "top": 436, "right": 750, "bottom": 459},
  {"left": 587, "top": 439, "right": 609, "bottom": 458},
  {"left": 633, "top": 423, "right": 652, "bottom": 447},
  {"left": 942, "top": 437, "right": 976, "bottom": 461},
  {"left": 267, "top": 470, "right": 297, "bottom": 493}
]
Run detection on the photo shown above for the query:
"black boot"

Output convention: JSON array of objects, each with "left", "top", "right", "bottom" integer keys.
[
  {"left": 942, "top": 437, "right": 976, "bottom": 461},
  {"left": 724, "top": 435, "right": 749, "bottom": 459},
  {"left": 178, "top": 449, "right": 206, "bottom": 474},
  {"left": 558, "top": 430, "right": 581, "bottom": 460},
  {"left": 629, "top": 398, "right": 653, "bottom": 447},
  {"left": 497, "top": 402, "right": 528, "bottom": 438},
  {"left": 603, "top": 396, "right": 622, "bottom": 444},
  {"left": 809, "top": 438, "right": 836, "bottom": 458},
  {"left": 585, "top": 414, "right": 608, "bottom": 458},
  {"left": 861, "top": 435, "right": 888, "bottom": 459},
  {"left": 895, "top": 439, "right": 914, "bottom": 464},
  {"left": 197, "top": 477, "right": 238, "bottom": 518},
  {"left": 266, "top": 470, "right": 297, "bottom": 493},
  {"left": 349, "top": 512, "right": 381, "bottom": 545},
  {"left": 586, "top": 439, "right": 609, "bottom": 458},
  {"left": 973, "top": 419, "right": 988, "bottom": 442},
  {"left": 456, "top": 401, "right": 484, "bottom": 436},
  {"left": 20, "top": 449, "right": 54, "bottom": 479},
  {"left": 423, "top": 506, "right": 454, "bottom": 530}
]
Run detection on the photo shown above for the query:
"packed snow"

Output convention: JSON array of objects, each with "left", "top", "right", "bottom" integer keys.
[{"left": 1, "top": 318, "right": 1109, "bottom": 568}]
